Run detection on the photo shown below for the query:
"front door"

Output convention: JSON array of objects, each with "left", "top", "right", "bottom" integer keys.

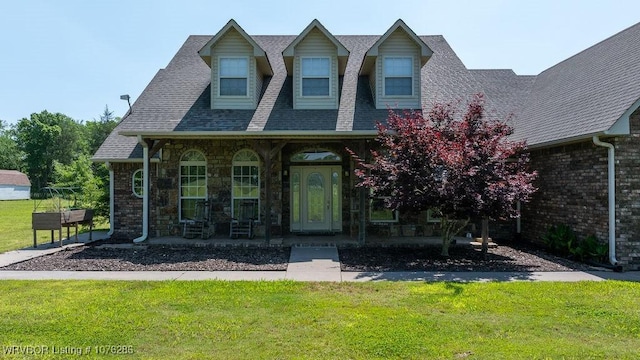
[{"left": 290, "top": 166, "right": 341, "bottom": 232}]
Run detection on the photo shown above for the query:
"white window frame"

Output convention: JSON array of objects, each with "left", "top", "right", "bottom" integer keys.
[
  {"left": 179, "top": 150, "right": 207, "bottom": 222},
  {"left": 370, "top": 195, "right": 399, "bottom": 223},
  {"left": 232, "top": 149, "right": 260, "bottom": 221},
  {"left": 300, "top": 56, "right": 331, "bottom": 97},
  {"left": 218, "top": 56, "right": 249, "bottom": 97},
  {"left": 382, "top": 56, "right": 414, "bottom": 97},
  {"left": 132, "top": 169, "right": 144, "bottom": 198}
]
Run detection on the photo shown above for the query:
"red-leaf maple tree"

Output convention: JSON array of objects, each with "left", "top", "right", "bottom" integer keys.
[{"left": 349, "top": 94, "right": 537, "bottom": 256}]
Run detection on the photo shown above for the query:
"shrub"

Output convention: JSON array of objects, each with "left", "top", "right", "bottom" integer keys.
[
  {"left": 570, "top": 235, "right": 608, "bottom": 263},
  {"left": 542, "top": 224, "right": 576, "bottom": 256}
]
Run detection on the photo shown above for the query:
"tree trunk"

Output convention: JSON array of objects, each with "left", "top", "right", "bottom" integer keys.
[
  {"left": 481, "top": 216, "right": 489, "bottom": 257},
  {"left": 440, "top": 216, "right": 452, "bottom": 257},
  {"left": 440, "top": 215, "right": 470, "bottom": 257}
]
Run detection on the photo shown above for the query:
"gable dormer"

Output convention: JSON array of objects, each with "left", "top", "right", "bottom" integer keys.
[
  {"left": 199, "top": 19, "right": 273, "bottom": 110},
  {"left": 360, "top": 19, "right": 433, "bottom": 110},
  {"left": 282, "top": 20, "right": 349, "bottom": 110}
]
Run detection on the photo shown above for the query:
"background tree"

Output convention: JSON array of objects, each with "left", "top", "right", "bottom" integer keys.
[
  {"left": 53, "top": 154, "right": 105, "bottom": 213},
  {"left": 85, "top": 105, "right": 119, "bottom": 155},
  {"left": 350, "top": 94, "right": 537, "bottom": 256},
  {"left": 78, "top": 105, "right": 119, "bottom": 218},
  {"left": 15, "top": 111, "right": 86, "bottom": 189},
  {"left": 0, "top": 120, "right": 24, "bottom": 170}
]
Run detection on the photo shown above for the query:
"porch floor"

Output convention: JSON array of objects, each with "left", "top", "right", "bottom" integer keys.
[{"left": 145, "top": 234, "right": 473, "bottom": 247}]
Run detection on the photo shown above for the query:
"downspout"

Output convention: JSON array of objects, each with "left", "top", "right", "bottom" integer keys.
[
  {"left": 592, "top": 135, "right": 620, "bottom": 268},
  {"left": 105, "top": 161, "right": 115, "bottom": 237},
  {"left": 133, "top": 136, "right": 149, "bottom": 243}
]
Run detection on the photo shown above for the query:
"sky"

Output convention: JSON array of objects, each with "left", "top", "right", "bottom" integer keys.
[{"left": 1, "top": 0, "right": 640, "bottom": 125}]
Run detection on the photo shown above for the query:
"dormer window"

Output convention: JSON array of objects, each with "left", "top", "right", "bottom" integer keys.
[
  {"left": 219, "top": 57, "right": 248, "bottom": 96},
  {"left": 383, "top": 57, "right": 413, "bottom": 96},
  {"left": 282, "top": 20, "right": 349, "bottom": 109},
  {"left": 360, "top": 20, "right": 432, "bottom": 109},
  {"left": 301, "top": 57, "right": 330, "bottom": 96}
]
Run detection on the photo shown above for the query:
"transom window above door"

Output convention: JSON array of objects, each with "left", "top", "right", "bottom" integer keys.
[
  {"left": 291, "top": 150, "right": 341, "bottom": 162},
  {"left": 301, "top": 57, "right": 330, "bottom": 96},
  {"left": 219, "top": 57, "right": 248, "bottom": 96}
]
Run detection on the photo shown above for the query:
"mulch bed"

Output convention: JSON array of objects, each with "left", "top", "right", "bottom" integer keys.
[
  {"left": 2, "top": 245, "right": 290, "bottom": 271},
  {"left": 1, "top": 241, "right": 593, "bottom": 272},
  {"left": 339, "top": 243, "right": 593, "bottom": 272}
]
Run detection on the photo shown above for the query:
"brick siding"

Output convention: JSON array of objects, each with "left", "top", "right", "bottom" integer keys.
[
  {"left": 613, "top": 108, "right": 640, "bottom": 266},
  {"left": 522, "top": 107, "right": 640, "bottom": 268}
]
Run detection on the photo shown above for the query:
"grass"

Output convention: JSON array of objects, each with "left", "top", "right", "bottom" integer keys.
[
  {"left": 0, "top": 280, "right": 639, "bottom": 359},
  {"left": 0, "top": 200, "right": 108, "bottom": 253}
]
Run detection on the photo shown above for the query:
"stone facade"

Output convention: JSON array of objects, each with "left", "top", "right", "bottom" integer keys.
[
  {"left": 112, "top": 139, "right": 366, "bottom": 239},
  {"left": 111, "top": 138, "right": 446, "bottom": 241}
]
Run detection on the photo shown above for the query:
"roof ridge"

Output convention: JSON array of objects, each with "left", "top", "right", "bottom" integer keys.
[{"left": 538, "top": 21, "right": 640, "bottom": 76}]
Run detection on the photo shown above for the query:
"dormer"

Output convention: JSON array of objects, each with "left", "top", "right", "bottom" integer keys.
[
  {"left": 199, "top": 19, "right": 273, "bottom": 110},
  {"left": 360, "top": 19, "right": 433, "bottom": 110},
  {"left": 282, "top": 20, "right": 349, "bottom": 110}
]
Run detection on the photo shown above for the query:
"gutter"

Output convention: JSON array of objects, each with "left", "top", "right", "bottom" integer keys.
[
  {"left": 105, "top": 162, "right": 115, "bottom": 237},
  {"left": 133, "top": 135, "right": 149, "bottom": 243},
  {"left": 592, "top": 135, "right": 621, "bottom": 269},
  {"left": 118, "top": 129, "right": 378, "bottom": 139}
]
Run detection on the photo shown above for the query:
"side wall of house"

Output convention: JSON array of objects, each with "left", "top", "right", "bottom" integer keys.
[
  {"left": 521, "top": 141, "right": 609, "bottom": 245},
  {"left": 613, "top": 108, "right": 640, "bottom": 266},
  {"left": 0, "top": 185, "right": 30, "bottom": 200},
  {"left": 112, "top": 162, "right": 144, "bottom": 239},
  {"left": 523, "top": 110, "right": 640, "bottom": 268}
]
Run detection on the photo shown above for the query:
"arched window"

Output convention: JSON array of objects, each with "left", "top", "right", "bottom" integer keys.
[
  {"left": 132, "top": 169, "right": 144, "bottom": 198},
  {"left": 180, "top": 150, "right": 207, "bottom": 221},
  {"left": 232, "top": 149, "right": 260, "bottom": 220}
]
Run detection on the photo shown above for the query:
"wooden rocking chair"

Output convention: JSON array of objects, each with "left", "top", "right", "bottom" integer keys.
[
  {"left": 183, "top": 200, "right": 215, "bottom": 239},
  {"left": 230, "top": 200, "right": 256, "bottom": 239}
]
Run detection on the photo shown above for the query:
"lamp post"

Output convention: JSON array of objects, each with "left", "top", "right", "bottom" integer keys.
[{"left": 120, "top": 94, "right": 132, "bottom": 114}]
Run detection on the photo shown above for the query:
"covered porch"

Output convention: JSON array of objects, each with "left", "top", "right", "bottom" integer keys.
[{"left": 143, "top": 233, "right": 474, "bottom": 248}]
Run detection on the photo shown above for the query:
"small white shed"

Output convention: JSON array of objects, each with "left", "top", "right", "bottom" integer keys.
[{"left": 0, "top": 170, "right": 31, "bottom": 200}]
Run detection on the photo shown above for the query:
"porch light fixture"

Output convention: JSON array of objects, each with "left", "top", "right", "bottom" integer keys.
[{"left": 120, "top": 94, "right": 132, "bottom": 114}]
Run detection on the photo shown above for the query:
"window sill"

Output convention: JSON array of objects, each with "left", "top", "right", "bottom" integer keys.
[
  {"left": 381, "top": 94, "right": 415, "bottom": 98},
  {"left": 216, "top": 95, "right": 250, "bottom": 99}
]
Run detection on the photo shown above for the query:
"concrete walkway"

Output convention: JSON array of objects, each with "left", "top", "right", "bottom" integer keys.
[
  {"left": 286, "top": 246, "right": 341, "bottom": 281},
  {"left": 0, "top": 236, "right": 638, "bottom": 282},
  {"left": 0, "top": 231, "right": 110, "bottom": 268}
]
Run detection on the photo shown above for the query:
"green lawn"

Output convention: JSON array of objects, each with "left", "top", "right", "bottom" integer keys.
[
  {"left": 0, "top": 280, "right": 639, "bottom": 359},
  {"left": 0, "top": 200, "right": 108, "bottom": 253}
]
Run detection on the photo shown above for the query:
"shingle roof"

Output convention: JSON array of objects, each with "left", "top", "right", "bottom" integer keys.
[
  {"left": 0, "top": 170, "right": 31, "bottom": 187},
  {"left": 94, "top": 31, "right": 496, "bottom": 161},
  {"left": 93, "top": 21, "right": 640, "bottom": 161},
  {"left": 513, "top": 22, "right": 640, "bottom": 146},
  {"left": 470, "top": 69, "right": 536, "bottom": 122}
]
